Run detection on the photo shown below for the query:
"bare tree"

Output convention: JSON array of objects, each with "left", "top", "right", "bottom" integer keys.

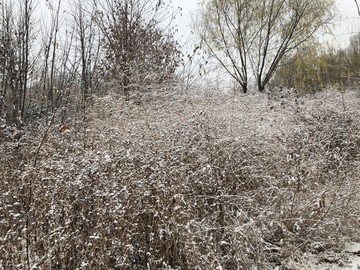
[
  {"left": 197, "top": 0, "right": 335, "bottom": 93},
  {"left": 0, "top": 1, "right": 15, "bottom": 121},
  {"left": 71, "top": 0, "right": 101, "bottom": 102},
  {"left": 38, "top": 0, "right": 93, "bottom": 116},
  {"left": 94, "top": 0, "right": 182, "bottom": 97},
  {"left": 0, "top": 0, "right": 36, "bottom": 123},
  {"left": 38, "top": 0, "right": 63, "bottom": 112}
]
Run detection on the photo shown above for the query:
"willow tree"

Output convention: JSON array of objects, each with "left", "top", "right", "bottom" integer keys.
[{"left": 197, "top": 0, "right": 335, "bottom": 93}]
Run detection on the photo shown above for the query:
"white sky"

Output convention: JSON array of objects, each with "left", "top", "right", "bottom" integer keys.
[
  {"left": 332, "top": 0, "right": 360, "bottom": 47},
  {"left": 172, "top": 0, "right": 360, "bottom": 49}
]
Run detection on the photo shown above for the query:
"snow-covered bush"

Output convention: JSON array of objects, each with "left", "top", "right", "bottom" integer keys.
[{"left": 0, "top": 89, "right": 359, "bottom": 269}]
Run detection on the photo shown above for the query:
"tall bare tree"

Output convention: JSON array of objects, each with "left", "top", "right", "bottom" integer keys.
[
  {"left": 0, "top": 1, "right": 15, "bottom": 121},
  {"left": 197, "top": 0, "right": 335, "bottom": 93},
  {"left": 39, "top": 0, "right": 63, "bottom": 112},
  {"left": 0, "top": 0, "right": 35, "bottom": 123},
  {"left": 71, "top": 0, "right": 101, "bottom": 102}
]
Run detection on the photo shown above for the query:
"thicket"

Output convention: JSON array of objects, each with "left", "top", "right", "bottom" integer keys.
[{"left": 1, "top": 89, "right": 359, "bottom": 269}]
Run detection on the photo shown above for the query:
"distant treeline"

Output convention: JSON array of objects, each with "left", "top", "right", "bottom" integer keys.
[{"left": 273, "top": 33, "right": 360, "bottom": 92}]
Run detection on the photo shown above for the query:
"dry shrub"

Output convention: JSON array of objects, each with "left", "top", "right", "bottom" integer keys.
[{"left": 1, "top": 88, "right": 359, "bottom": 269}]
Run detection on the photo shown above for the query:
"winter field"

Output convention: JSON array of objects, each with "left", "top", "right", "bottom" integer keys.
[{"left": 1, "top": 88, "right": 360, "bottom": 269}]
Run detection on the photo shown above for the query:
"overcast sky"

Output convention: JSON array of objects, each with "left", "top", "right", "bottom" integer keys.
[
  {"left": 332, "top": 0, "right": 360, "bottom": 46},
  {"left": 172, "top": 0, "right": 360, "bottom": 49}
]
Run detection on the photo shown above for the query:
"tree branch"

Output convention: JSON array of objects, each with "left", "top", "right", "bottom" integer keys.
[{"left": 355, "top": 0, "right": 360, "bottom": 16}]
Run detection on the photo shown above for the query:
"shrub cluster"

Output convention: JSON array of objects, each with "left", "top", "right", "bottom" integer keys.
[{"left": 1, "top": 89, "right": 359, "bottom": 269}]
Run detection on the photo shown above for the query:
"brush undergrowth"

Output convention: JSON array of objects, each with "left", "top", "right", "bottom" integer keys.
[{"left": 1, "top": 88, "right": 359, "bottom": 269}]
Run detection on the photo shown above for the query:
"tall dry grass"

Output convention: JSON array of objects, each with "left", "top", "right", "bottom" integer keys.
[{"left": 1, "top": 88, "right": 359, "bottom": 269}]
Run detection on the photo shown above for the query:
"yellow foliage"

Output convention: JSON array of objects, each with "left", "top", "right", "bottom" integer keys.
[{"left": 272, "top": 36, "right": 360, "bottom": 92}]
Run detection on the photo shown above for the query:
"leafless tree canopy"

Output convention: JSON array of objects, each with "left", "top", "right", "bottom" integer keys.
[
  {"left": 0, "top": 0, "right": 181, "bottom": 124},
  {"left": 196, "top": 0, "right": 335, "bottom": 93},
  {"left": 97, "top": 0, "right": 182, "bottom": 95}
]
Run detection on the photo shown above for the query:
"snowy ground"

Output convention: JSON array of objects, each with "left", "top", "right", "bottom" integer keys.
[{"left": 290, "top": 243, "right": 360, "bottom": 269}]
